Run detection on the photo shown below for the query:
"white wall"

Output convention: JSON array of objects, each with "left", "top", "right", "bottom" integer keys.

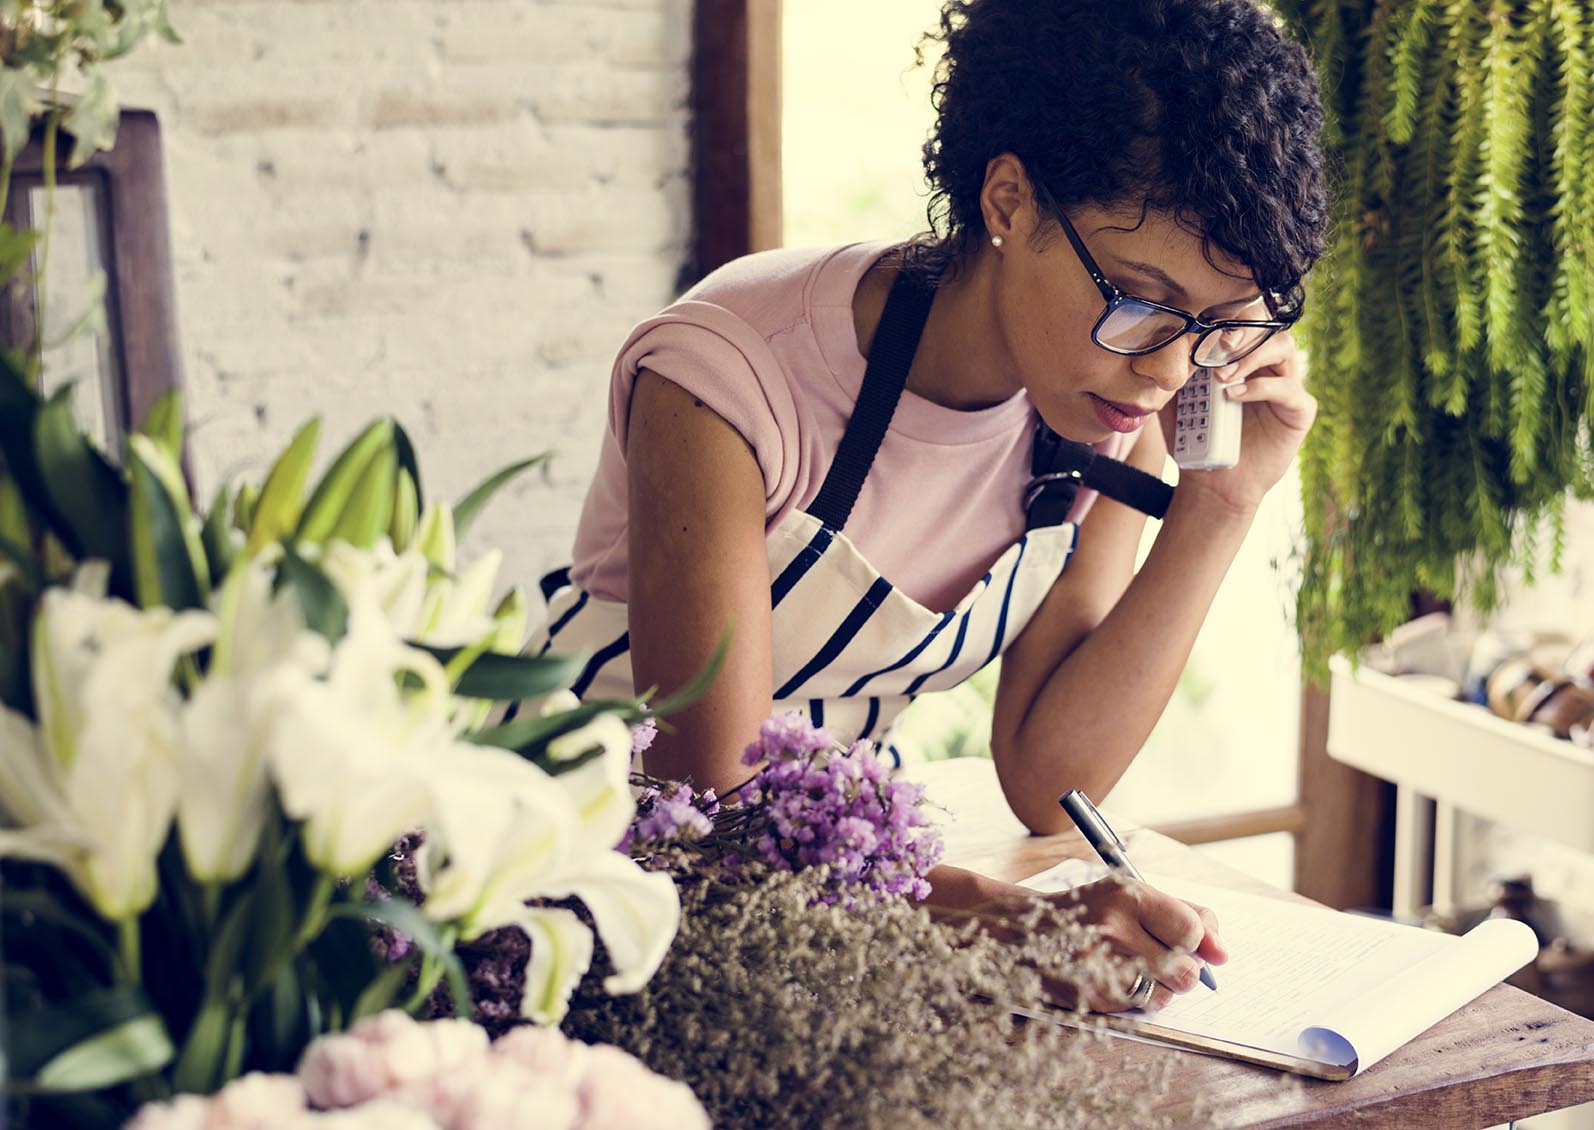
[{"left": 108, "top": 0, "right": 692, "bottom": 593}]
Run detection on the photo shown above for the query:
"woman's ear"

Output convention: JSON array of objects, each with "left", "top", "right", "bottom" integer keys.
[{"left": 981, "top": 153, "right": 1031, "bottom": 247}]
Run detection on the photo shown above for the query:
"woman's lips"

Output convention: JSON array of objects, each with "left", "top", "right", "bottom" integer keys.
[{"left": 1088, "top": 393, "right": 1155, "bottom": 434}]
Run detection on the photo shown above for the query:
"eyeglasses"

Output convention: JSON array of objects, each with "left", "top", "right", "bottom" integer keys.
[{"left": 1054, "top": 209, "right": 1295, "bottom": 368}]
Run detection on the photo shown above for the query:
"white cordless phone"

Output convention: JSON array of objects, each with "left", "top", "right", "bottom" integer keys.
[{"left": 1172, "top": 368, "right": 1242, "bottom": 470}]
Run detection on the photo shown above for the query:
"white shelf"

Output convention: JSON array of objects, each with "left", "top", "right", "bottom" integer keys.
[{"left": 1327, "top": 655, "right": 1594, "bottom": 855}]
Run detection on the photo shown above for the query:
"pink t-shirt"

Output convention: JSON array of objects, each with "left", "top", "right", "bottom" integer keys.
[{"left": 569, "top": 242, "right": 1132, "bottom": 613}]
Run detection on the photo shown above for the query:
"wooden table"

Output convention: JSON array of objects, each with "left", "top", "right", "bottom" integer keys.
[{"left": 913, "top": 758, "right": 1594, "bottom": 1129}]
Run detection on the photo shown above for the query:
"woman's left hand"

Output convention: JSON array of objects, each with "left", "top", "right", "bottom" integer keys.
[{"left": 1157, "top": 331, "right": 1316, "bottom": 514}]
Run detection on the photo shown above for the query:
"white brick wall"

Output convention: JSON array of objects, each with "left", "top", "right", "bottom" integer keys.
[{"left": 107, "top": 0, "right": 693, "bottom": 595}]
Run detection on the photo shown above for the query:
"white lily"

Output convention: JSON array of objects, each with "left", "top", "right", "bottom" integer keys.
[
  {"left": 415, "top": 693, "right": 679, "bottom": 1023},
  {"left": 174, "top": 560, "right": 331, "bottom": 883},
  {"left": 265, "top": 596, "right": 461, "bottom": 877},
  {"left": 320, "top": 538, "right": 502, "bottom": 650},
  {"left": 0, "top": 588, "right": 215, "bottom": 920}
]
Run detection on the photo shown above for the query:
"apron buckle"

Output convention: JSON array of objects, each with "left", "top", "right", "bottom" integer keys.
[{"left": 1024, "top": 469, "right": 1084, "bottom": 530}]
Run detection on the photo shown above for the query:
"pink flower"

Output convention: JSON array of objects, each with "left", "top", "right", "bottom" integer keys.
[
  {"left": 494, "top": 1026, "right": 707, "bottom": 1130},
  {"left": 208, "top": 1073, "right": 307, "bottom": 1127},
  {"left": 573, "top": 1044, "right": 709, "bottom": 1130},
  {"left": 283, "top": 1102, "right": 441, "bottom": 1128},
  {"left": 298, "top": 1012, "right": 489, "bottom": 1110},
  {"left": 128, "top": 1014, "right": 705, "bottom": 1130},
  {"left": 433, "top": 1062, "right": 580, "bottom": 1130},
  {"left": 490, "top": 1024, "right": 589, "bottom": 1092},
  {"left": 123, "top": 1094, "right": 208, "bottom": 1130}
]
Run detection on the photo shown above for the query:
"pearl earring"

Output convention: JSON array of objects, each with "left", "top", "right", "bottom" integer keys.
[{"left": 991, "top": 235, "right": 1004, "bottom": 248}]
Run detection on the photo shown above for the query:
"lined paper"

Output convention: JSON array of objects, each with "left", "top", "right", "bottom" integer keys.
[{"left": 1019, "top": 866, "right": 1538, "bottom": 1075}]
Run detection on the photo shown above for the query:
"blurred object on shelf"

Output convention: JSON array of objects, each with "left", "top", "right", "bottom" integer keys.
[
  {"left": 1486, "top": 659, "right": 1594, "bottom": 746},
  {"left": 1540, "top": 938, "right": 1594, "bottom": 1020},
  {"left": 1417, "top": 878, "right": 1594, "bottom": 1019},
  {"left": 1367, "top": 611, "right": 1467, "bottom": 685}
]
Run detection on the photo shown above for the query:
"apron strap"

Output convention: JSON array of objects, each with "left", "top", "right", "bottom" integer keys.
[
  {"left": 803, "top": 264, "right": 1176, "bottom": 533},
  {"left": 1026, "top": 421, "right": 1174, "bottom": 526},
  {"left": 805, "top": 271, "right": 936, "bottom": 532}
]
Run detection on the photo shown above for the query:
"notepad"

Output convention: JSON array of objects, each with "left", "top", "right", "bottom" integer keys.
[{"left": 1017, "top": 863, "right": 1540, "bottom": 1079}]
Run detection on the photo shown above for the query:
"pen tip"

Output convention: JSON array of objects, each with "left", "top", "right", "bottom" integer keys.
[{"left": 1200, "top": 966, "right": 1218, "bottom": 991}]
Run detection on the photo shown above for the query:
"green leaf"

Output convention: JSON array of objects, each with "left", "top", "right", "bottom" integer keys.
[
  {"left": 0, "top": 630, "right": 28, "bottom": 713},
  {"left": 231, "top": 480, "right": 260, "bottom": 533},
  {"left": 62, "top": 72, "right": 120, "bottom": 168},
  {"left": 170, "top": 998, "right": 229, "bottom": 1095},
  {"left": 1, "top": 890, "right": 118, "bottom": 974},
  {"left": 452, "top": 454, "right": 549, "bottom": 541},
  {"left": 6, "top": 985, "right": 163, "bottom": 1080},
  {"left": 0, "top": 66, "right": 39, "bottom": 164},
  {"left": 349, "top": 959, "right": 413, "bottom": 1023},
  {"left": 199, "top": 482, "right": 238, "bottom": 580},
  {"left": 127, "top": 435, "right": 206, "bottom": 611},
  {"left": 415, "top": 646, "right": 586, "bottom": 701},
  {"left": 0, "top": 222, "right": 39, "bottom": 286},
  {"left": 34, "top": 1014, "right": 173, "bottom": 1092},
  {"left": 327, "top": 899, "right": 469, "bottom": 1019},
  {"left": 249, "top": 964, "right": 310, "bottom": 1073},
  {"left": 392, "top": 420, "right": 424, "bottom": 516},
  {"left": 0, "top": 467, "right": 31, "bottom": 545},
  {"left": 277, "top": 545, "right": 348, "bottom": 643},
  {"left": 34, "top": 387, "right": 130, "bottom": 579},
  {"left": 303, "top": 913, "right": 384, "bottom": 1027},
  {"left": 294, "top": 419, "right": 393, "bottom": 545},
  {"left": 389, "top": 468, "right": 419, "bottom": 551},
  {"left": 237, "top": 838, "right": 299, "bottom": 992},
  {"left": 0, "top": 530, "right": 42, "bottom": 591},
  {"left": 330, "top": 439, "right": 396, "bottom": 549},
  {"left": 247, "top": 418, "right": 320, "bottom": 554},
  {"left": 0, "top": 374, "right": 47, "bottom": 519},
  {"left": 136, "top": 391, "right": 184, "bottom": 464},
  {"left": 469, "top": 695, "right": 644, "bottom": 760}
]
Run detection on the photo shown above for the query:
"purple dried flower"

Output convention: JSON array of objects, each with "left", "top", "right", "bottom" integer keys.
[
  {"left": 619, "top": 711, "right": 940, "bottom": 906},
  {"left": 740, "top": 711, "right": 833, "bottom": 767},
  {"left": 622, "top": 781, "right": 722, "bottom": 856},
  {"left": 631, "top": 718, "right": 658, "bottom": 757}
]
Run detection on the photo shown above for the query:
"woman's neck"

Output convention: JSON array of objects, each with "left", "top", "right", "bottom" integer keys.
[{"left": 853, "top": 247, "right": 1022, "bottom": 411}]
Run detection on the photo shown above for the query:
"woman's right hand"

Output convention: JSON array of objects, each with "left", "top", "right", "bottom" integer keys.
[{"left": 1041, "top": 874, "right": 1228, "bottom": 1012}]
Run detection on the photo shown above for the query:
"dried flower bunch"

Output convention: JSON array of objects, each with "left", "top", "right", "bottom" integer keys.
[{"left": 563, "top": 859, "right": 1189, "bottom": 1129}]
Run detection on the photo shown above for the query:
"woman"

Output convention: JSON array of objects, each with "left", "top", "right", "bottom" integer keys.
[{"left": 539, "top": 0, "right": 1327, "bottom": 1012}]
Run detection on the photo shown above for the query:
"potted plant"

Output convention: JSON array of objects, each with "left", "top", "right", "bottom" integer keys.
[{"left": 1275, "top": 0, "right": 1594, "bottom": 675}]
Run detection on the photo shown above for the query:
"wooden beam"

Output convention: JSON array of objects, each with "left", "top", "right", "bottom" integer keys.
[
  {"left": 689, "top": 0, "right": 782, "bottom": 283},
  {"left": 1294, "top": 681, "right": 1395, "bottom": 910},
  {"left": 1153, "top": 804, "right": 1306, "bottom": 847}
]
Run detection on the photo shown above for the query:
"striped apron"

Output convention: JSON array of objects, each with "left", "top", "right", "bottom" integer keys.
[{"left": 533, "top": 273, "right": 1100, "bottom": 763}]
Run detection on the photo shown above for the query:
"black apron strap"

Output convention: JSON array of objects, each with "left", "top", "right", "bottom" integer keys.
[
  {"left": 540, "top": 565, "right": 572, "bottom": 602},
  {"left": 805, "top": 271, "right": 936, "bottom": 532},
  {"left": 1025, "top": 421, "right": 1174, "bottom": 527}
]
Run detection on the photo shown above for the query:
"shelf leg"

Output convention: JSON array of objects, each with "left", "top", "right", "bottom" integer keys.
[{"left": 1392, "top": 785, "right": 1435, "bottom": 921}]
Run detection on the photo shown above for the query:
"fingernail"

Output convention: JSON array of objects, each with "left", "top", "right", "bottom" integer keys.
[{"left": 1225, "top": 381, "right": 1247, "bottom": 398}]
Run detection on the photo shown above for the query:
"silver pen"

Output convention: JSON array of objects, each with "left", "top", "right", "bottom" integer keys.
[{"left": 1059, "top": 788, "right": 1218, "bottom": 991}]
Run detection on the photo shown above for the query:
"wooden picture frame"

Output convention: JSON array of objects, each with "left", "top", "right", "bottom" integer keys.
[{"left": 0, "top": 108, "right": 183, "bottom": 451}]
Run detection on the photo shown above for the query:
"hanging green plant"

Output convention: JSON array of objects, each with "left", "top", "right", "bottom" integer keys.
[{"left": 1274, "top": 0, "right": 1594, "bottom": 678}]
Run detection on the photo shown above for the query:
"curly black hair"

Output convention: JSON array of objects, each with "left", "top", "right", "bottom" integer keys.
[{"left": 913, "top": 0, "right": 1327, "bottom": 309}]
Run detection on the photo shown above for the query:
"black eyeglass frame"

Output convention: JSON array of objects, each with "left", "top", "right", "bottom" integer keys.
[{"left": 1052, "top": 208, "right": 1297, "bottom": 368}]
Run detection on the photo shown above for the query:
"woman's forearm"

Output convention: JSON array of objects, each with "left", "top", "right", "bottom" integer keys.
[{"left": 992, "top": 483, "right": 1258, "bottom": 833}]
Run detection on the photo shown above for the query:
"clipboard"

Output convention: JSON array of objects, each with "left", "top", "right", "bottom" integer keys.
[
  {"left": 1016, "top": 1005, "right": 1358, "bottom": 1079},
  {"left": 1017, "top": 865, "right": 1539, "bottom": 1079}
]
